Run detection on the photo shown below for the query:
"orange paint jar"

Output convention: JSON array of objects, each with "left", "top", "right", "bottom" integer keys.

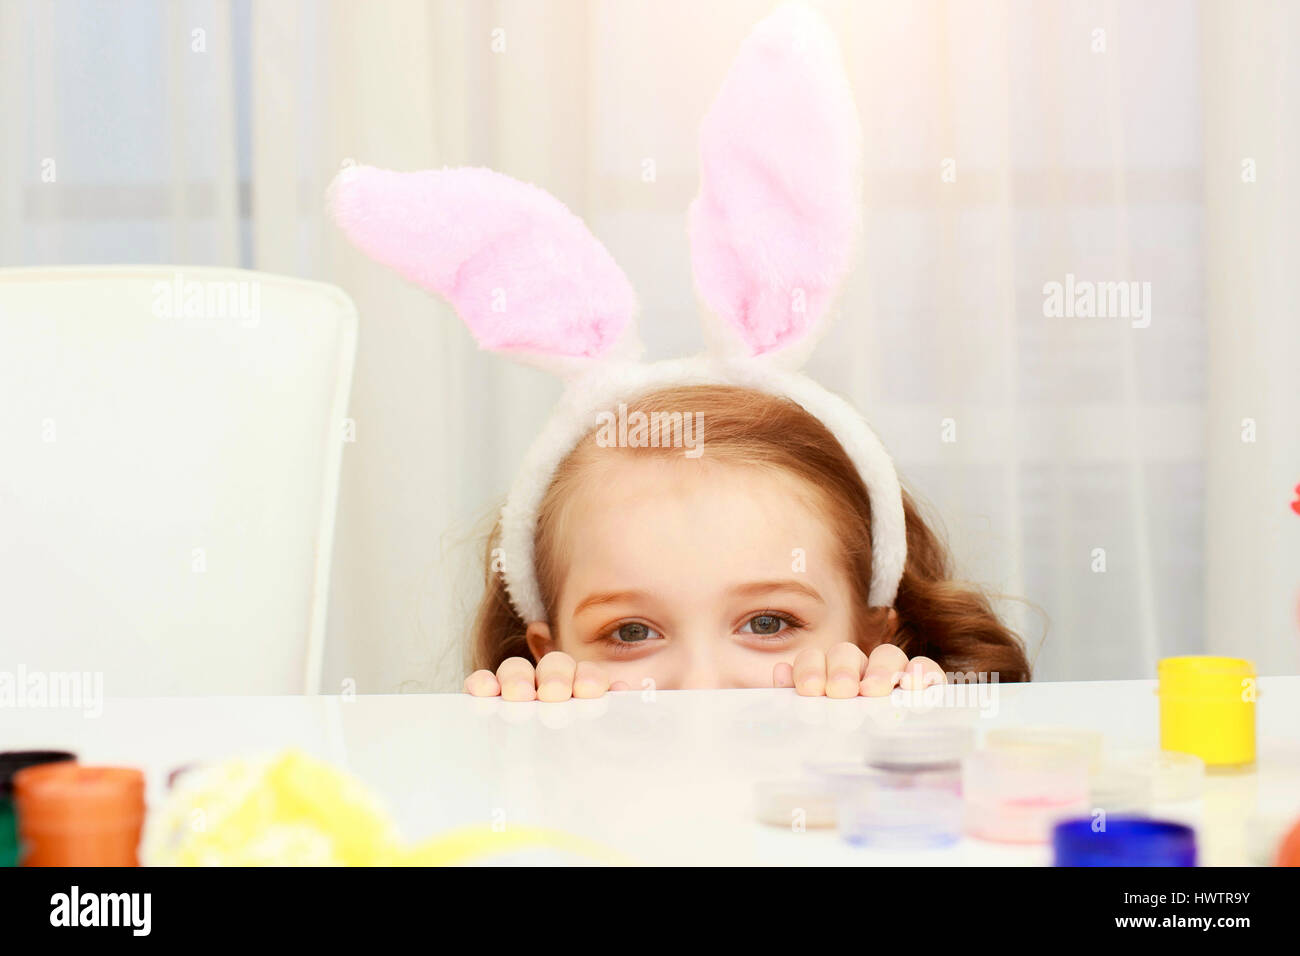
[
  {"left": 13, "top": 764, "right": 145, "bottom": 866},
  {"left": 1279, "top": 819, "right": 1300, "bottom": 867}
]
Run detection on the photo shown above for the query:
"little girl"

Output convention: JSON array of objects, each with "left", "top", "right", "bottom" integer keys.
[
  {"left": 466, "top": 384, "right": 1031, "bottom": 700},
  {"left": 327, "top": 6, "right": 1034, "bottom": 702}
]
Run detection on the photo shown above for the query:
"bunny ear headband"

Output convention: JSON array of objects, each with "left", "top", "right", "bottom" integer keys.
[{"left": 328, "top": 4, "right": 905, "bottom": 622}]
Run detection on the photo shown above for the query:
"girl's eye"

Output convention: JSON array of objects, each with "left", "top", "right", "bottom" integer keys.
[
  {"left": 739, "top": 613, "right": 803, "bottom": 639},
  {"left": 605, "top": 621, "right": 661, "bottom": 645}
]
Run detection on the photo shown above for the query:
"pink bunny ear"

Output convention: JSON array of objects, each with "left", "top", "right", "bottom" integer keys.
[
  {"left": 689, "top": 4, "right": 862, "bottom": 363},
  {"left": 329, "top": 165, "right": 639, "bottom": 367}
]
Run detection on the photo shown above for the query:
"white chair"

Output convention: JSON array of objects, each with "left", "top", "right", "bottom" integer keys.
[{"left": 0, "top": 266, "right": 357, "bottom": 695}]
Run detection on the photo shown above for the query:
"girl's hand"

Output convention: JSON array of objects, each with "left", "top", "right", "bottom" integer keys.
[
  {"left": 773, "top": 642, "right": 946, "bottom": 698},
  {"left": 463, "top": 652, "right": 627, "bottom": 701}
]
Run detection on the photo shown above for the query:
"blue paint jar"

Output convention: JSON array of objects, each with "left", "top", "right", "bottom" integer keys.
[{"left": 1053, "top": 817, "right": 1197, "bottom": 866}]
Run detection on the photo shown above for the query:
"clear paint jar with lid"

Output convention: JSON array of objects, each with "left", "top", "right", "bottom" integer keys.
[
  {"left": 1104, "top": 748, "right": 1204, "bottom": 805},
  {"left": 752, "top": 776, "right": 838, "bottom": 830},
  {"left": 964, "top": 744, "right": 1090, "bottom": 844},
  {"left": 811, "top": 723, "right": 974, "bottom": 849},
  {"left": 984, "top": 726, "right": 1104, "bottom": 773}
]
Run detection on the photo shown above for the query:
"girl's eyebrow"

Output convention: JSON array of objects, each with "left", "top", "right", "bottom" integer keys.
[
  {"left": 572, "top": 589, "right": 653, "bottom": 616},
  {"left": 572, "top": 581, "right": 823, "bottom": 617},
  {"left": 730, "top": 580, "right": 824, "bottom": 604}
]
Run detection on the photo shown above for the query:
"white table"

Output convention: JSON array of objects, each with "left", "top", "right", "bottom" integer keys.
[{"left": 4, "top": 679, "right": 1298, "bottom": 866}]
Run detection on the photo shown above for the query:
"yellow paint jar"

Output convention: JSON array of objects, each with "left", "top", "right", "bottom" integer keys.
[{"left": 1158, "top": 656, "right": 1256, "bottom": 769}]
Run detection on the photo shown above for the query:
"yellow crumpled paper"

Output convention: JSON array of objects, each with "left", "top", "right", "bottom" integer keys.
[{"left": 143, "top": 750, "right": 629, "bottom": 866}]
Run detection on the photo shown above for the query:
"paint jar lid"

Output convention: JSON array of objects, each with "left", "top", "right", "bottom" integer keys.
[
  {"left": 13, "top": 763, "right": 145, "bottom": 831},
  {"left": 984, "top": 726, "right": 1104, "bottom": 772},
  {"left": 0, "top": 751, "right": 75, "bottom": 796},
  {"left": 1053, "top": 817, "right": 1197, "bottom": 866},
  {"left": 863, "top": 723, "right": 974, "bottom": 770},
  {"left": 1105, "top": 748, "right": 1204, "bottom": 803},
  {"left": 964, "top": 744, "right": 1092, "bottom": 791},
  {"left": 753, "top": 777, "right": 837, "bottom": 829},
  {"left": 1158, "top": 656, "right": 1256, "bottom": 697},
  {"left": 1088, "top": 768, "right": 1152, "bottom": 815}
]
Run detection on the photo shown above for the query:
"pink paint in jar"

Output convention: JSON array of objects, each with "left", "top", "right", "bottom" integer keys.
[{"left": 964, "top": 744, "right": 1090, "bottom": 844}]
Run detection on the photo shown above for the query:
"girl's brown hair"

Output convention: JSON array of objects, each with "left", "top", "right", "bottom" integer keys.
[{"left": 471, "top": 385, "right": 1032, "bottom": 682}]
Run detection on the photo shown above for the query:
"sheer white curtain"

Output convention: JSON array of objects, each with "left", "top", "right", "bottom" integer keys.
[
  {"left": 1201, "top": 0, "right": 1300, "bottom": 676},
  {"left": 0, "top": 0, "right": 243, "bottom": 264},
  {"left": 4, "top": 1, "right": 1296, "bottom": 692}
]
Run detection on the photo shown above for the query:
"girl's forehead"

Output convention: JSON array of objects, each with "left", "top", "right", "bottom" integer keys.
[
  {"left": 571, "top": 451, "right": 822, "bottom": 518},
  {"left": 558, "top": 453, "right": 844, "bottom": 580}
]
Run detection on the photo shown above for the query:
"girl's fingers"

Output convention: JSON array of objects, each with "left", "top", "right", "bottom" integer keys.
[
  {"left": 572, "top": 660, "right": 610, "bottom": 699},
  {"left": 772, "top": 661, "right": 795, "bottom": 688},
  {"left": 826, "top": 642, "right": 868, "bottom": 699},
  {"left": 464, "top": 669, "right": 501, "bottom": 697},
  {"left": 861, "top": 643, "right": 908, "bottom": 697},
  {"left": 496, "top": 656, "right": 538, "bottom": 701},
  {"left": 609, "top": 680, "right": 632, "bottom": 692},
  {"left": 535, "top": 651, "right": 577, "bottom": 702},
  {"left": 899, "top": 655, "right": 946, "bottom": 690},
  {"left": 791, "top": 648, "right": 827, "bottom": 697}
]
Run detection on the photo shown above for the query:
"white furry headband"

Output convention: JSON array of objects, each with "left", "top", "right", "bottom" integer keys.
[{"left": 328, "top": 4, "right": 906, "bottom": 623}]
